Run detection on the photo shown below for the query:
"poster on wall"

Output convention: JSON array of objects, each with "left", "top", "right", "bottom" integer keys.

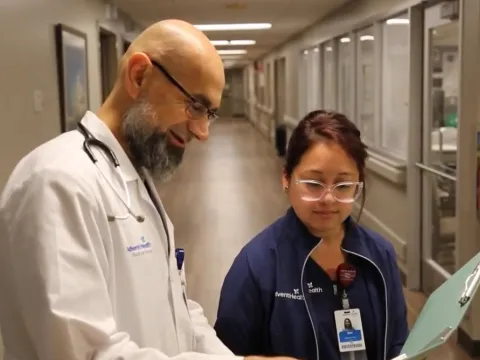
[{"left": 54, "top": 23, "right": 89, "bottom": 133}]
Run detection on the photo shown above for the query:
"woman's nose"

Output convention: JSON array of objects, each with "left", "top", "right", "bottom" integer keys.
[{"left": 321, "top": 190, "right": 336, "bottom": 203}]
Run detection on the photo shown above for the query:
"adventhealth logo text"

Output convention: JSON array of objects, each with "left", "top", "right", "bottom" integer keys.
[
  {"left": 275, "top": 283, "right": 323, "bottom": 300},
  {"left": 127, "top": 236, "right": 152, "bottom": 256}
]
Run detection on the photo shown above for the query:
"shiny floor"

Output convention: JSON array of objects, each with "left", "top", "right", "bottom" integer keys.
[{"left": 157, "top": 117, "right": 472, "bottom": 360}]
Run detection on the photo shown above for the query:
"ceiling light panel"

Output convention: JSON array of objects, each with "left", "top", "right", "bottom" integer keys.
[
  {"left": 217, "top": 49, "right": 247, "bottom": 55},
  {"left": 194, "top": 23, "right": 272, "bottom": 31},
  {"left": 210, "top": 40, "right": 256, "bottom": 46},
  {"left": 386, "top": 18, "right": 410, "bottom": 25},
  {"left": 210, "top": 40, "right": 230, "bottom": 45},
  {"left": 230, "top": 40, "right": 256, "bottom": 45},
  {"left": 360, "top": 35, "right": 374, "bottom": 41}
]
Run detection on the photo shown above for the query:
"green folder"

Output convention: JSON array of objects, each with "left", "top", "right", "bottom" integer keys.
[{"left": 392, "top": 252, "right": 480, "bottom": 360}]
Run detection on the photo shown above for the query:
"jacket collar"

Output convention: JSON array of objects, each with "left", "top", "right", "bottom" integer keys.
[
  {"left": 79, "top": 111, "right": 139, "bottom": 182},
  {"left": 284, "top": 207, "right": 373, "bottom": 261}
]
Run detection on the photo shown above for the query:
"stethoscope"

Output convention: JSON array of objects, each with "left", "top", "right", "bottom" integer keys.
[{"left": 77, "top": 122, "right": 145, "bottom": 223}]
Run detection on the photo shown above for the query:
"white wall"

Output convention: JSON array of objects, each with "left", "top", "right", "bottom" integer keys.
[
  {"left": 0, "top": 0, "right": 140, "bottom": 190},
  {"left": 0, "top": 0, "right": 141, "bottom": 357}
]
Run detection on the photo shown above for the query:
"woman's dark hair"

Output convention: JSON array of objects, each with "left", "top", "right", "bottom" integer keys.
[{"left": 284, "top": 110, "right": 369, "bottom": 219}]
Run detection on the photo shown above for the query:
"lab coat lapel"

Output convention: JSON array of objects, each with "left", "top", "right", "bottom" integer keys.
[
  {"left": 139, "top": 169, "right": 173, "bottom": 252},
  {"left": 139, "top": 168, "right": 195, "bottom": 352}
]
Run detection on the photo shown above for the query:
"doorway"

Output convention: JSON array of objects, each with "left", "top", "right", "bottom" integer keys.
[
  {"left": 99, "top": 28, "right": 118, "bottom": 102},
  {"left": 418, "top": 3, "right": 459, "bottom": 295},
  {"left": 273, "top": 58, "right": 286, "bottom": 129},
  {"left": 123, "top": 40, "right": 131, "bottom": 54}
]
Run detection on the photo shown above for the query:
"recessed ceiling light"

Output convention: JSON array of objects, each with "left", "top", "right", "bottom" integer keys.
[
  {"left": 340, "top": 37, "right": 350, "bottom": 43},
  {"left": 386, "top": 18, "right": 410, "bottom": 25},
  {"left": 217, "top": 49, "right": 247, "bottom": 55},
  {"left": 210, "top": 40, "right": 256, "bottom": 46},
  {"left": 194, "top": 23, "right": 272, "bottom": 31}
]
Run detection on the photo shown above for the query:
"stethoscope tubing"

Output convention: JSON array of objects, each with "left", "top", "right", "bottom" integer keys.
[{"left": 77, "top": 122, "right": 144, "bottom": 223}]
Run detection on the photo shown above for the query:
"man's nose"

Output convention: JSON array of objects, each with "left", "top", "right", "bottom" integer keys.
[{"left": 188, "top": 119, "right": 209, "bottom": 142}]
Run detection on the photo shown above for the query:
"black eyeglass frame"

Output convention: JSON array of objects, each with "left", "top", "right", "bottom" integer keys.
[{"left": 150, "top": 59, "right": 219, "bottom": 122}]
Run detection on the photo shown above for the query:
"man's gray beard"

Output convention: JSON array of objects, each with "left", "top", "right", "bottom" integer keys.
[{"left": 121, "top": 98, "right": 184, "bottom": 182}]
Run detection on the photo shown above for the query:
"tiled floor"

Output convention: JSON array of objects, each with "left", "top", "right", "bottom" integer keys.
[{"left": 157, "top": 117, "right": 473, "bottom": 360}]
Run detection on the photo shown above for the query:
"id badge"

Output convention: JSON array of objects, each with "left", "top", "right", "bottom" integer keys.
[{"left": 334, "top": 308, "right": 366, "bottom": 352}]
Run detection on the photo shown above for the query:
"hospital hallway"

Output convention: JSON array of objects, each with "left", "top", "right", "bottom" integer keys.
[
  {"left": 157, "top": 116, "right": 290, "bottom": 318},
  {"left": 4, "top": 0, "right": 480, "bottom": 357},
  {"left": 157, "top": 117, "right": 471, "bottom": 360}
]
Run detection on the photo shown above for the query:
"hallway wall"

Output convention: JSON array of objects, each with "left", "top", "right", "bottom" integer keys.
[
  {"left": 0, "top": 0, "right": 139, "bottom": 189},
  {"left": 243, "top": 0, "right": 415, "bottom": 275}
]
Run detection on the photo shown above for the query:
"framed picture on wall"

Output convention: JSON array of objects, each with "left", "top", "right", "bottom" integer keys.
[{"left": 54, "top": 23, "right": 89, "bottom": 133}]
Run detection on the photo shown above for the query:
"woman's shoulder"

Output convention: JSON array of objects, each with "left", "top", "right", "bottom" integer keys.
[
  {"left": 357, "top": 224, "right": 395, "bottom": 251},
  {"left": 234, "top": 211, "right": 292, "bottom": 276},
  {"left": 350, "top": 221, "right": 398, "bottom": 266},
  {"left": 349, "top": 222, "right": 403, "bottom": 285},
  {"left": 243, "top": 213, "right": 289, "bottom": 255}
]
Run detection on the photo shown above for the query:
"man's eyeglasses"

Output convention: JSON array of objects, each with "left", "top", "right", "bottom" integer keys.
[{"left": 150, "top": 59, "right": 218, "bottom": 123}]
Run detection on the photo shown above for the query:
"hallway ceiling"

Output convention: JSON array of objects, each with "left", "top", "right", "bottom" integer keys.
[{"left": 113, "top": 0, "right": 351, "bottom": 67}]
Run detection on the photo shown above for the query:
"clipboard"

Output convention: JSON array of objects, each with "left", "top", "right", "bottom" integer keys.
[{"left": 392, "top": 251, "right": 480, "bottom": 360}]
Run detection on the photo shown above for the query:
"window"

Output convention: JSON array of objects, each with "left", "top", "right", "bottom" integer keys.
[
  {"left": 306, "top": 48, "right": 315, "bottom": 112},
  {"left": 323, "top": 41, "right": 336, "bottom": 109},
  {"left": 337, "top": 35, "right": 353, "bottom": 119},
  {"left": 356, "top": 26, "right": 375, "bottom": 145},
  {"left": 266, "top": 62, "right": 271, "bottom": 107},
  {"left": 381, "top": 13, "right": 410, "bottom": 159},
  {"left": 310, "top": 47, "right": 321, "bottom": 111},
  {"left": 298, "top": 50, "right": 309, "bottom": 117},
  {"left": 299, "top": 48, "right": 321, "bottom": 116}
]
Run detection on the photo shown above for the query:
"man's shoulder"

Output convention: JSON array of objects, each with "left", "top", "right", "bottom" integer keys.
[{"left": 2, "top": 131, "right": 95, "bottom": 199}]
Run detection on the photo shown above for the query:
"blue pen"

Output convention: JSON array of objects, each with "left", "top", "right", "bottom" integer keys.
[
  {"left": 175, "top": 248, "right": 188, "bottom": 300},
  {"left": 175, "top": 248, "right": 185, "bottom": 272}
]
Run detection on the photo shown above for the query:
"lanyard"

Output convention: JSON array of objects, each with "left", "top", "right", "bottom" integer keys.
[
  {"left": 333, "top": 283, "right": 351, "bottom": 309},
  {"left": 335, "top": 262, "right": 357, "bottom": 309},
  {"left": 336, "top": 263, "right": 364, "bottom": 360}
]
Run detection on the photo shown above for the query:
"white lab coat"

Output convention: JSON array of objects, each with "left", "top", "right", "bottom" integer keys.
[{"left": 0, "top": 111, "right": 242, "bottom": 360}]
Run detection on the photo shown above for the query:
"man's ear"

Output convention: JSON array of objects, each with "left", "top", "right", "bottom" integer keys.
[{"left": 124, "top": 52, "right": 151, "bottom": 98}]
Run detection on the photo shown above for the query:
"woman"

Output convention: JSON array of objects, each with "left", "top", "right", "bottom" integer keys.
[{"left": 214, "top": 110, "right": 409, "bottom": 360}]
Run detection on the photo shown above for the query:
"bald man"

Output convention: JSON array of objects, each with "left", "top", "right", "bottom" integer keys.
[{"left": 0, "top": 20, "right": 297, "bottom": 360}]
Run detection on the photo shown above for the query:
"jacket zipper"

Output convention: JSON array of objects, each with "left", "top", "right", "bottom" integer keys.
[
  {"left": 342, "top": 248, "right": 388, "bottom": 360},
  {"left": 300, "top": 241, "right": 321, "bottom": 360}
]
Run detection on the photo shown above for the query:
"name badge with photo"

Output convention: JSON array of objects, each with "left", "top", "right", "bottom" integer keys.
[{"left": 334, "top": 308, "right": 366, "bottom": 352}]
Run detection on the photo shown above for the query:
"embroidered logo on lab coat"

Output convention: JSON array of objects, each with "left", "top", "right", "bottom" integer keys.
[{"left": 126, "top": 236, "right": 153, "bottom": 256}]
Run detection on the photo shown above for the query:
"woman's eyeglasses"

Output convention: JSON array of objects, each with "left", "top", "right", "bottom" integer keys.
[{"left": 294, "top": 179, "right": 363, "bottom": 203}]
